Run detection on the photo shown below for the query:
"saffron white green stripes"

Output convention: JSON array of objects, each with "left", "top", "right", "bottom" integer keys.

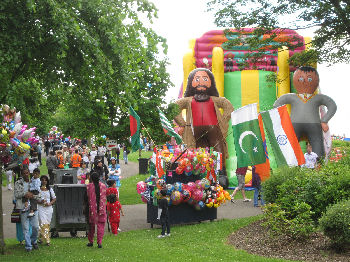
[{"left": 260, "top": 105, "right": 305, "bottom": 167}]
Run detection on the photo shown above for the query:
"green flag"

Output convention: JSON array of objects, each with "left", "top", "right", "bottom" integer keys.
[
  {"left": 158, "top": 108, "right": 182, "bottom": 144},
  {"left": 231, "top": 103, "right": 266, "bottom": 168},
  {"left": 129, "top": 106, "right": 140, "bottom": 152}
]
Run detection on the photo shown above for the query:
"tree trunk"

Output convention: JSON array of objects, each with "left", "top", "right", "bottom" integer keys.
[{"left": 0, "top": 166, "right": 5, "bottom": 255}]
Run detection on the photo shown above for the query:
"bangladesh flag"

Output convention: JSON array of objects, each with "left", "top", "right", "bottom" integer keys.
[
  {"left": 129, "top": 106, "right": 140, "bottom": 152},
  {"left": 158, "top": 108, "right": 182, "bottom": 144},
  {"left": 231, "top": 103, "right": 266, "bottom": 168}
]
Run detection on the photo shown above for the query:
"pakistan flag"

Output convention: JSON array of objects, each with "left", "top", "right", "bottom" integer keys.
[{"left": 231, "top": 103, "right": 266, "bottom": 168}]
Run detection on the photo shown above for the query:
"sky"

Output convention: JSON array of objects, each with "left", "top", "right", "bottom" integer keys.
[{"left": 150, "top": 0, "right": 350, "bottom": 137}]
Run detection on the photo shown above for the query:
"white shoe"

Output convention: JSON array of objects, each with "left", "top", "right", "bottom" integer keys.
[
  {"left": 7, "top": 185, "right": 13, "bottom": 190},
  {"left": 243, "top": 198, "right": 251, "bottom": 202},
  {"left": 118, "top": 228, "right": 121, "bottom": 232},
  {"left": 157, "top": 235, "right": 165, "bottom": 238},
  {"left": 165, "top": 233, "right": 171, "bottom": 237}
]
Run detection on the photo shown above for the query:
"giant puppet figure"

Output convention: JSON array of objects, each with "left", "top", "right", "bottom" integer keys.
[
  {"left": 274, "top": 66, "right": 337, "bottom": 157},
  {"left": 174, "top": 68, "right": 234, "bottom": 165}
]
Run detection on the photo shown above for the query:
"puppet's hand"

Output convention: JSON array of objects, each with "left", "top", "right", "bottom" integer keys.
[
  {"left": 321, "top": 122, "right": 329, "bottom": 132},
  {"left": 178, "top": 127, "right": 184, "bottom": 136}
]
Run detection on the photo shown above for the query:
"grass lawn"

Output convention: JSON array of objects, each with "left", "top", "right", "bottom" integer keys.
[
  {"left": 119, "top": 174, "right": 147, "bottom": 205},
  {"left": 121, "top": 150, "right": 153, "bottom": 163},
  {"left": 2, "top": 216, "right": 291, "bottom": 262}
]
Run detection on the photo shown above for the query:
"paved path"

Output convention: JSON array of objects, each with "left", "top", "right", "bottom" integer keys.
[{"left": 2, "top": 161, "right": 262, "bottom": 239}]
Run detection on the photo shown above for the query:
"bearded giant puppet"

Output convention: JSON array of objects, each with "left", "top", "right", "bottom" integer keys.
[
  {"left": 274, "top": 66, "right": 337, "bottom": 158},
  {"left": 174, "top": 68, "right": 234, "bottom": 169}
]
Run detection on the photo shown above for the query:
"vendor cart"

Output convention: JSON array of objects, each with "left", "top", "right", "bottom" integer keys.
[{"left": 146, "top": 168, "right": 218, "bottom": 227}]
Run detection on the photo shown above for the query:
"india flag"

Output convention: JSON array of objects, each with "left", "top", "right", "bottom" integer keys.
[
  {"left": 231, "top": 103, "right": 266, "bottom": 168},
  {"left": 260, "top": 105, "right": 305, "bottom": 167}
]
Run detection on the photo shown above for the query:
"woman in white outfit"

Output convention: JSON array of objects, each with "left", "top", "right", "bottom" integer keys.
[{"left": 38, "top": 175, "right": 56, "bottom": 246}]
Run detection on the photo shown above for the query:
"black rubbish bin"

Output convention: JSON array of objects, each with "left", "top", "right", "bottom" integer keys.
[
  {"left": 62, "top": 173, "right": 73, "bottom": 184},
  {"left": 138, "top": 158, "right": 149, "bottom": 174},
  {"left": 51, "top": 184, "right": 87, "bottom": 237},
  {"left": 53, "top": 168, "right": 78, "bottom": 184}
]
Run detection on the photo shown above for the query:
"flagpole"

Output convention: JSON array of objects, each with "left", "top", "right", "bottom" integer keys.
[{"left": 139, "top": 120, "right": 156, "bottom": 150}]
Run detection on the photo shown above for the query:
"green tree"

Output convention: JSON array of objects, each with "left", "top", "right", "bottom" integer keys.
[
  {"left": 1, "top": 0, "right": 171, "bottom": 138},
  {"left": 207, "top": 0, "right": 350, "bottom": 64}
]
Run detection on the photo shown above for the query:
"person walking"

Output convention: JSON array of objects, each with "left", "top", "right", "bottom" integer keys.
[
  {"left": 38, "top": 175, "right": 56, "bottom": 246},
  {"left": 251, "top": 166, "right": 265, "bottom": 207},
  {"left": 14, "top": 168, "right": 40, "bottom": 252},
  {"left": 230, "top": 167, "right": 251, "bottom": 203},
  {"left": 106, "top": 180, "right": 124, "bottom": 235},
  {"left": 46, "top": 151, "right": 58, "bottom": 185},
  {"left": 116, "top": 144, "right": 120, "bottom": 164},
  {"left": 86, "top": 172, "right": 107, "bottom": 248},
  {"left": 44, "top": 139, "right": 51, "bottom": 157},
  {"left": 123, "top": 145, "right": 129, "bottom": 165}
]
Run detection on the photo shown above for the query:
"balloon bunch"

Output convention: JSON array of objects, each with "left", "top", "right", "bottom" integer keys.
[
  {"left": 136, "top": 176, "right": 231, "bottom": 210},
  {"left": 0, "top": 105, "right": 37, "bottom": 164},
  {"left": 157, "top": 147, "right": 220, "bottom": 177},
  {"left": 48, "top": 126, "right": 63, "bottom": 140}
]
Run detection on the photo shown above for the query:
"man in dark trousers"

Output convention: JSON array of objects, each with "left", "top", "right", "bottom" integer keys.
[
  {"left": 157, "top": 190, "right": 170, "bottom": 238},
  {"left": 44, "top": 139, "right": 51, "bottom": 157}
]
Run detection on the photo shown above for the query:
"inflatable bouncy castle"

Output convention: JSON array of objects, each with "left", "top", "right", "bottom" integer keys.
[{"left": 179, "top": 29, "right": 315, "bottom": 187}]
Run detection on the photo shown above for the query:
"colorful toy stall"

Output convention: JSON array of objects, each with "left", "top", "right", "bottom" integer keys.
[{"left": 137, "top": 147, "right": 231, "bottom": 226}]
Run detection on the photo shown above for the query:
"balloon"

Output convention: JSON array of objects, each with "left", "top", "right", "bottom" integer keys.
[
  {"left": 166, "top": 184, "right": 174, "bottom": 195},
  {"left": 161, "top": 149, "right": 170, "bottom": 157},
  {"left": 21, "top": 130, "right": 32, "bottom": 142},
  {"left": 153, "top": 188, "right": 161, "bottom": 199},
  {"left": 14, "top": 112, "right": 21, "bottom": 124},
  {"left": 201, "top": 178, "right": 211, "bottom": 190},
  {"left": 182, "top": 189, "right": 191, "bottom": 202},
  {"left": 187, "top": 182, "right": 196, "bottom": 192},
  {"left": 141, "top": 195, "right": 148, "bottom": 203},
  {"left": 206, "top": 201, "right": 214, "bottom": 208},
  {"left": 170, "top": 191, "right": 182, "bottom": 205},
  {"left": 20, "top": 142, "right": 30, "bottom": 150},
  {"left": 192, "top": 189, "right": 203, "bottom": 202},
  {"left": 175, "top": 166, "right": 183, "bottom": 175},
  {"left": 136, "top": 181, "right": 147, "bottom": 194},
  {"left": 156, "top": 179, "right": 166, "bottom": 190},
  {"left": 174, "top": 182, "right": 182, "bottom": 192},
  {"left": 185, "top": 164, "right": 193, "bottom": 173}
]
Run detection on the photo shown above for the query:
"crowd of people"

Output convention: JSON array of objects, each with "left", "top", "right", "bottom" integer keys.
[{"left": 7, "top": 139, "right": 127, "bottom": 252}]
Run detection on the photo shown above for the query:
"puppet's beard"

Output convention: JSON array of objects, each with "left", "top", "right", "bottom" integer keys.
[{"left": 194, "top": 91, "right": 210, "bottom": 102}]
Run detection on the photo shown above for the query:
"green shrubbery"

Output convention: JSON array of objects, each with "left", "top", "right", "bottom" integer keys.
[
  {"left": 319, "top": 199, "right": 350, "bottom": 250},
  {"left": 263, "top": 202, "right": 315, "bottom": 240},
  {"left": 262, "top": 153, "right": 350, "bottom": 241}
]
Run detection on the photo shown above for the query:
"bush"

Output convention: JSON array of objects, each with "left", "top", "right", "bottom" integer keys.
[
  {"left": 263, "top": 202, "right": 315, "bottom": 240},
  {"left": 263, "top": 159, "right": 350, "bottom": 223},
  {"left": 319, "top": 199, "right": 350, "bottom": 250}
]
